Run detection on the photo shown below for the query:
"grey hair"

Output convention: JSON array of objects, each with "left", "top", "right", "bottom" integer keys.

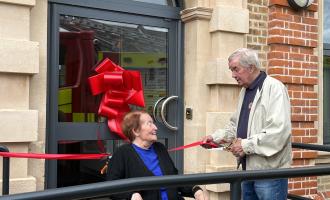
[{"left": 228, "top": 48, "right": 261, "bottom": 69}]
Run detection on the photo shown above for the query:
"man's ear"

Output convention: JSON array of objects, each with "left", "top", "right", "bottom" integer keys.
[{"left": 248, "top": 66, "right": 255, "bottom": 73}]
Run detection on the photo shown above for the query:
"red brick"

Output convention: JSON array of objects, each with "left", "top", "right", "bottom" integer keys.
[
  {"left": 268, "top": 36, "right": 285, "bottom": 44},
  {"left": 268, "top": 67, "right": 285, "bottom": 74},
  {"left": 292, "top": 129, "right": 306, "bottom": 136},
  {"left": 292, "top": 114, "right": 305, "bottom": 121},
  {"left": 301, "top": 77, "right": 318, "bottom": 85},
  {"left": 292, "top": 159, "right": 305, "bottom": 165},
  {"left": 302, "top": 107, "right": 318, "bottom": 114},
  {"left": 299, "top": 47, "right": 313, "bottom": 54},
  {"left": 292, "top": 137, "right": 302, "bottom": 143},
  {"left": 302, "top": 180, "right": 317, "bottom": 188},
  {"left": 302, "top": 17, "right": 317, "bottom": 25},
  {"left": 288, "top": 38, "right": 306, "bottom": 46},
  {"left": 309, "top": 70, "right": 318, "bottom": 76},
  {"left": 292, "top": 76, "right": 302, "bottom": 84},
  {"left": 268, "top": 20, "right": 285, "bottom": 28},
  {"left": 289, "top": 23, "right": 306, "bottom": 31},
  {"left": 289, "top": 53, "right": 305, "bottom": 61},
  {"left": 293, "top": 151, "right": 302, "bottom": 158},
  {"left": 310, "top": 129, "right": 317, "bottom": 135},
  {"left": 302, "top": 151, "right": 317, "bottom": 158},
  {"left": 289, "top": 69, "right": 306, "bottom": 76},
  {"left": 290, "top": 189, "right": 306, "bottom": 195},
  {"left": 301, "top": 137, "right": 317, "bottom": 144},
  {"left": 300, "top": 122, "right": 315, "bottom": 128},
  {"left": 292, "top": 106, "right": 302, "bottom": 113},
  {"left": 302, "top": 92, "right": 317, "bottom": 99},
  {"left": 270, "top": 44, "right": 290, "bottom": 52},
  {"left": 291, "top": 99, "right": 305, "bottom": 106},
  {"left": 302, "top": 62, "right": 318, "bottom": 69},
  {"left": 272, "top": 75, "right": 292, "bottom": 83},
  {"left": 269, "top": 0, "right": 289, "bottom": 7},
  {"left": 293, "top": 182, "right": 302, "bottom": 189},
  {"left": 309, "top": 100, "right": 318, "bottom": 106}
]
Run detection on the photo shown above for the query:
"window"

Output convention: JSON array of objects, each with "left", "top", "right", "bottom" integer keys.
[{"left": 323, "top": 1, "right": 330, "bottom": 144}]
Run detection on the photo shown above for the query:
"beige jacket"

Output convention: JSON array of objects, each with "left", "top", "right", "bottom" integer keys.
[{"left": 212, "top": 76, "right": 292, "bottom": 170}]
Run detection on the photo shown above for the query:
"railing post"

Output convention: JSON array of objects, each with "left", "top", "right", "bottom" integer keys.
[
  {"left": 0, "top": 146, "right": 10, "bottom": 195},
  {"left": 230, "top": 180, "right": 241, "bottom": 200}
]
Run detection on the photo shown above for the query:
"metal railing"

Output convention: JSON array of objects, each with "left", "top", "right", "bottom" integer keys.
[
  {"left": 1, "top": 142, "right": 329, "bottom": 200},
  {"left": 0, "top": 146, "right": 9, "bottom": 195}
]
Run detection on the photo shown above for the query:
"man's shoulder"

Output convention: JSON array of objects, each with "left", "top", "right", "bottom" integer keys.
[{"left": 264, "top": 75, "right": 286, "bottom": 88}]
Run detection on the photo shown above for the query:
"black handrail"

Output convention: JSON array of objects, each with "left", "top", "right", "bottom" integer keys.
[
  {"left": 2, "top": 165, "right": 330, "bottom": 200},
  {"left": 0, "top": 142, "right": 329, "bottom": 199},
  {"left": 0, "top": 146, "right": 9, "bottom": 195},
  {"left": 292, "top": 142, "right": 330, "bottom": 151},
  {"left": 288, "top": 193, "right": 313, "bottom": 200}
]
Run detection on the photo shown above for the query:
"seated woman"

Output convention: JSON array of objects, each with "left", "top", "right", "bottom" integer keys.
[{"left": 107, "top": 110, "right": 206, "bottom": 200}]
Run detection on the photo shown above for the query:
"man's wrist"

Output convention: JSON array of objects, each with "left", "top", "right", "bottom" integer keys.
[{"left": 192, "top": 185, "right": 202, "bottom": 194}]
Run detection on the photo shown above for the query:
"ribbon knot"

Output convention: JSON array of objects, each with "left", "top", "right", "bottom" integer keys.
[{"left": 88, "top": 58, "right": 145, "bottom": 140}]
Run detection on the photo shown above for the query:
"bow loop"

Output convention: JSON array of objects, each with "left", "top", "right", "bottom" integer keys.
[{"left": 88, "top": 58, "right": 145, "bottom": 140}]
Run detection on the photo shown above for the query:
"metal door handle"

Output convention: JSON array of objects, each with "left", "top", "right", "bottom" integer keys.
[
  {"left": 153, "top": 97, "right": 166, "bottom": 123},
  {"left": 160, "top": 96, "right": 178, "bottom": 131}
]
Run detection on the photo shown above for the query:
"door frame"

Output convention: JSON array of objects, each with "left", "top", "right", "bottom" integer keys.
[{"left": 47, "top": 0, "right": 184, "bottom": 189}]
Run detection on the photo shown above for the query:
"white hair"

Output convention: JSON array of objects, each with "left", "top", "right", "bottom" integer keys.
[{"left": 228, "top": 48, "right": 261, "bottom": 69}]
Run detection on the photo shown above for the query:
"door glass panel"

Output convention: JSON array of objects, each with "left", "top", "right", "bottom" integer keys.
[{"left": 58, "top": 15, "right": 168, "bottom": 122}]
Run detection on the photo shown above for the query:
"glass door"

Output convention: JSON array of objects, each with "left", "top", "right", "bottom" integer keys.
[{"left": 47, "top": 1, "right": 183, "bottom": 188}]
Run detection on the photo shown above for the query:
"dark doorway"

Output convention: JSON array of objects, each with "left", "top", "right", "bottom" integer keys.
[{"left": 47, "top": 0, "right": 183, "bottom": 188}]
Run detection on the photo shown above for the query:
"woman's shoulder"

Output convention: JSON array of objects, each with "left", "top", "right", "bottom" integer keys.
[
  {"left": 153, "top": 142, "right": 169, "bottom": 153},
  {"left": 113, "top": 143, "right": 133, "bottom": 154},
  {"left": 153, "top": 141, "right": 167, "bottom": 148}
]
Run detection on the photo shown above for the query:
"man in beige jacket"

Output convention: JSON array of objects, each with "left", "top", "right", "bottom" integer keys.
[{"left": 202, "top": 48, "right": 292, "bottom": 200}]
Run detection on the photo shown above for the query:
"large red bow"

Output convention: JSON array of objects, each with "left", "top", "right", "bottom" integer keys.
[{"left": 88, "top": 58, "right": 145, "bottom": 140}]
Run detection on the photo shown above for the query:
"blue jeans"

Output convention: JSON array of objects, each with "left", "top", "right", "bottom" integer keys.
[{"left": 242, "top": 179, "right": 288, "bottom": 200}]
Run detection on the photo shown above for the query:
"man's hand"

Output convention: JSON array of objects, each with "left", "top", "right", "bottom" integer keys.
[
  {"left": 131, "top": 192, "right": 143, "bottom": 200},
  {"left": 229, "top": 138, "right": 245, "bottom": 157},
  {"left": 194, "top": 189, "right": 208, "bottom": 200},
  {"left": 201, "top": 135, "right": 216, "bottom": 149}
]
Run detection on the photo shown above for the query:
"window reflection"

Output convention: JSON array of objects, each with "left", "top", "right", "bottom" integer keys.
[
  {"left": 324, "top": 1, "right": 330, "bottom": 44},
  {"left": 324, "top": 0, "right": 330, "bottom": 144},
  {"left": 324, "top": 45, "right": 330, "bottom": 144},
  {"left": 58, "top": 15, "right": 168, "bottom": 122}
]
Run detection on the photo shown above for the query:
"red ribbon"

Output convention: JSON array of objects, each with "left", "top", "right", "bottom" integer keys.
[
  {"left": 168, "top": 141, "right": 204, "bottom": 152},
  {"left": 168, "top": 141, "right": 219, "bottom": 152},
  {"left": 0, "top": 141, "right": 218, "bottom": 160},
  {"left": 0, "top": 152, "right": 109, "bottom": 160},
  {"left": 88, "top": 58, "right": 145, "bottom": 140}
]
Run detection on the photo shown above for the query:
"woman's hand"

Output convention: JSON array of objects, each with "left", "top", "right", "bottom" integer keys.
[
  {"left": 194, "top": 189, "right": 208, "bottom": 200},
  {"left": 131, "top": 192, "right": 143, "bottom": 200}
]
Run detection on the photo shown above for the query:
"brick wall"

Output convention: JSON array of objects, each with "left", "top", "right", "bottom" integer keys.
[
  {"left": 268, "top": 0, "right": 319, "bottom": 197},
  {"left": 247, "top": 0, "right": 269, "bottom": 68}
]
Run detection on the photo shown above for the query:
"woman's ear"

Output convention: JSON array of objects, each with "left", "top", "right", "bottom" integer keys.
[{"left": 132, "top": 128, "right": 139, "bottom": 137}]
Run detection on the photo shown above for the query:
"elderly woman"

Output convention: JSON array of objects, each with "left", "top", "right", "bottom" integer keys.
[{"left": 107, "top": 110, "right": 206, "bottom": 200}]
